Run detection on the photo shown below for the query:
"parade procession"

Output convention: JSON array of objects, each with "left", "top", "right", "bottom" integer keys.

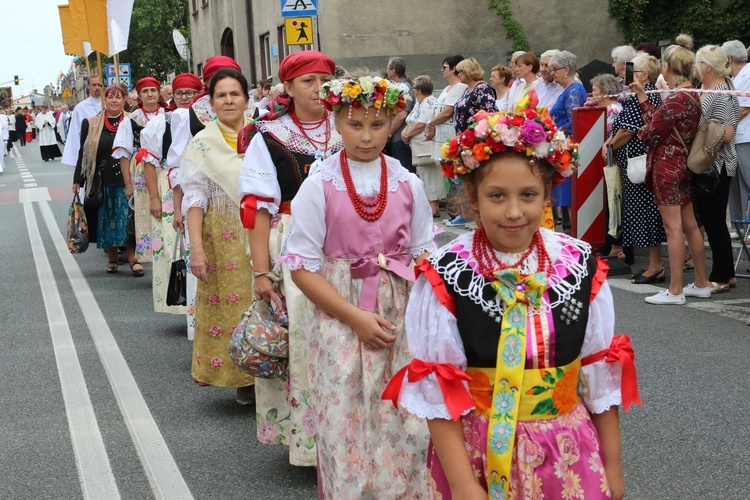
[{"left": 2, "top": 0, "right": 750, "bottom": 499}]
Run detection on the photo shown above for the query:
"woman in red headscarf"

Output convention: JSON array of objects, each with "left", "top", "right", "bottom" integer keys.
[
  {"left": 138, "top": 73, "right": 202, "bottom": 314},
  {"left": 113, "top": 76, "right": 166, "bottom": 276},
  {"left": 237, "top": 50, "right": 343, "bottom": 467}
]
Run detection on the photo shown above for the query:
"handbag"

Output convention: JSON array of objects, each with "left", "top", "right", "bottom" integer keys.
[
  {"left": 626, "top": 154, "right": 647, "bottom": 184},
  {"left": 126, "top": 198, "right": 136, "bottom": 246},
  {"left": 66, "top": 192, "right": 89, "bottom": 254},
  {"left": 166, "top": 230, "right": 187, "bottom": 306},
  {"left": 603, "top": 145, "right": 622, "bottom": 238},
  {"left": 680, "top": 94, "right": 725, "bottom": 175},
  {"left": 229, "top": 298, "right": 289, "bottom": 379},
  {"left": 692, "top": 167, "right": 720, "bottom": 196},
  {"left": 86, "top": 160, "right": 105, "bottom": 207}
]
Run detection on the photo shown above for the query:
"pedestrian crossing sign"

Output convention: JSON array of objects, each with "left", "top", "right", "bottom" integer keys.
[
  {"left": 61, "top": 87, "right": 73, "bottom": 98},
  {"left": 285, "top": 17, "right": 313, "bottom": 45},
  {"left": 280, "top": 0, "right": 317, "bottom": 18}
]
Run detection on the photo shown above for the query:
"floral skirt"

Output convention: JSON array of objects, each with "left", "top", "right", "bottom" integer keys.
[
  {"left": 651, "top": 159, "right": 692, "bottom": 206},
  {"left": 254, "top": 214, "right": 318, "bottom": 466},
  {"left": 150, "top": 169, "right": 186, "bottom": 314},
  {"left": 427, "top": 403, "right": 610, "bottom": 499},
  {"left": 131, "top": 158, "right": 153, "bottom": 262},
  {"left": 308, "top": 257, "right": 431, "bottom": 499},
  {"left": 191, "top": 205, "right": 254, "bottom": 388},
  {"left": 97, "top": 185, "right": 129, "bottom": 249}
]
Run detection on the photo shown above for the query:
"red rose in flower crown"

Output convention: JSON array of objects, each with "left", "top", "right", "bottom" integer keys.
[{"left": 440, "top": 110, "right": 580, "bottom": 181}]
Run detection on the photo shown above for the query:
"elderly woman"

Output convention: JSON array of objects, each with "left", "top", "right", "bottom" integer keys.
[
  {"left": 603, "top": 54, "right": 666, "bottom": 282},
  {"left": 402, "top": 75, "right": 443, "bottom": 216},
  {"left": 237, "top": 50, "right": 342, "bottom": 466},
  {"left": 72, "top": 85, "right": 133, "bottom": 272},
  {"left": 180, "top": 68, "right": 255, "bottom": 400},
  {"left": 590, "top": 74, "right": 623, "bottom": 135},
  {"left": 506, "top": 52, "right": 540, "bottom": 112},
  {"left": 549, "top": 51, "right": 587, "bottom": 227},
  {"left": 489, "top": 64, "right": 512, "bottom": 112},
  {"left": 424, "top": 55, "right": 467, "bottom": 156},
  {"left": 611, "top": 45, "right": 637, "bottom": 87},
  {"left": 692, "top": 45, "right": 740, "bottom": 293},
  {"left": 632, "top": 34, "right": 710, "bottom": 305}
]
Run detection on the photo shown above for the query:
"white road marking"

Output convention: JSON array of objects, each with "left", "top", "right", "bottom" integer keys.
[
  {"left": 38, "top": 200, "right": 194, "bottom": 500},
  {"left": 22, "top": 201, "right": 121, "bottom": 499},
  {"left": 24, "top": 183, "right": 38, "bottom": 187}
]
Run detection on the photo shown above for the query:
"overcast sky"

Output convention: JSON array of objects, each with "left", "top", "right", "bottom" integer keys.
[{"left": 0, "top": 0, "right": 74, "bottom": 99}]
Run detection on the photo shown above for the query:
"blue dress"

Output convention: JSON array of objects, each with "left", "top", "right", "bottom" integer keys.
[{"left": 549, "top": 82, "right": 587, "bottom": 207}]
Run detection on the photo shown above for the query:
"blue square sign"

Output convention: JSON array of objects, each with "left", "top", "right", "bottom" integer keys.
[{"left": 280, "top": 0, "right": 317, "bottom": 18}]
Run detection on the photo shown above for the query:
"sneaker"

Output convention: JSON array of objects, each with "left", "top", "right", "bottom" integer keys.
[
  {"left": 683, "top": 282, "right": 711, "bottom": 298},
  {"left": 445, "top": 215, "right": 472, "bottom": 227},
  {"left": 645, "top": 289, "right": 686, "bottom": 305}
]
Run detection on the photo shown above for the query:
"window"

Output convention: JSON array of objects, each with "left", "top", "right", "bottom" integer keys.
[
  {"left": 196, "top": 63, "right": 203, "bottom": 79},
  {"left": 191, "top": 0, "right": 198, "bottom": 14},
  {"left": 201, "top": 0, "right": 208, "bottom": 8},
  {"left": 220, "top": 28, "right": 235, "bottom": 59},
  {"left": 278, "top": 25, "right": 289, "bottom": 62},
  {"left": 260, "top": 33, "right": 271, "bottom": 79}
]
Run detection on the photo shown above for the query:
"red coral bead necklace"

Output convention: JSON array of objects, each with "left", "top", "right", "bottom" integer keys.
[
  {"left": 472, "top": 226, "right": 551, "bottom": 280},
  {"left": 340, "top": 149, "right": 388, "bottom": 222}
]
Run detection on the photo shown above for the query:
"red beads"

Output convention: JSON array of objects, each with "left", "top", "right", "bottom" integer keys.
[
  {"left": 340, "top": 150, "right": 388, "bottom": 222},
  {"left": 472, "top": 226, "right": 551, "bottom": 280}
]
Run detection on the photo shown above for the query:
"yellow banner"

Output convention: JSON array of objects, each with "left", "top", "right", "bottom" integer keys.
[
  {"left": 58, "top": 5, "right": 85, "bottom": 57},
  {"left": 69, "top": 0, "right": 91, "bottom": 49},
  {"left": 83, "top": 0, "right": 109, "bottom": 56}
]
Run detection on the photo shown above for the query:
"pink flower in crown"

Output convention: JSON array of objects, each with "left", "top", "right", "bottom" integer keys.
[
  {"left": 500, "top": 125, "right": 521, "bottom": 147},
  {"left": 223, "top": 230, "right": 233, "bottom": 240},
  {"left": 208, "top": 294, "right": 220, "bottom": 304},
  {"left": 225, "top": 262, "right": 236, "bottom": 271},
  {"left": 462, "top": 152, "right": 480, "bottom": 170},
  {"left": 521, "top": 119, "right": 548, "bottom": 147},
  {"left": 473, "top": 119, "right": 490, "bottom": 139},
  {"left": 210, "top": 357, "right": 222, "bottom": 368},
  {"left": 209, "top": 325, "right": 222, "bottom": 337},
  {"left": 228, "top": 293, "right": 240, "bottom": 304}
]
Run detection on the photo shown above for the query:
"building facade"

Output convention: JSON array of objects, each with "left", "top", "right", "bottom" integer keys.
[{"left": 190, "top": 0, "right": 625, "bottom": 86}]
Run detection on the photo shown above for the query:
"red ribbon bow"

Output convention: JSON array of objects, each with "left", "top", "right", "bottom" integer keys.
[
  {"left": 382, "top": 359, "right": 475, "bottom": 421},
  {"left": 240, "top": 194, "right": 275, "bottom": 229},
  {"left": 134, "top": 148, "right": 159, "bottom": 165},
  {"left": 581, "top": 334, "right": 643, "bottom": 412}
]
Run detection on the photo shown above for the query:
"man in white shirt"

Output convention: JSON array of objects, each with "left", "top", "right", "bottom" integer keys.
[
  {"left": 61, "top": 75, "right": 103, "bottom": 167},
  {"left": 723, "top": 40, "right": 750, "bottom": 220},
  {"left": 537, "top": 49, "right": 564, "bottom": 110},
  {"left": 0, "top": 111, "right": 8, "bottom": 173}
]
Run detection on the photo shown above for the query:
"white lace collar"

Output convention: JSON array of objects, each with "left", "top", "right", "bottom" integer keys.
[
  {"left": 256, "top": 113, "right": 343, "bottom": 157},
  {"left": 429, "top": 228, "right": 592, "bottom": 321},
  {"left": 129, "top": 107, "right": 165, "bottom": 128},
  {"left": 316, "top": 150, "right": 411, "bottom": 193}
]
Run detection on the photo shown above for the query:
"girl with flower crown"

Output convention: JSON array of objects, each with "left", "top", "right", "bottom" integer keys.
[
  {"left": 282, "top": 74, "right": 435, "bottom": 498},
  {"left": 382, "top": 110, "right": 642, "bottom": 499}
]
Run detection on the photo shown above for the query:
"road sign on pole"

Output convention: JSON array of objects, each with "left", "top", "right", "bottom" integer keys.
[
  {"left": 285, "top": 17, "right": 314, "bottom": 45},
  {"left": 280, "top": 0, "right": 317, "bottom": 18},
  {"left": 61, "top": 87, "right": 73, "bottom": 98}
]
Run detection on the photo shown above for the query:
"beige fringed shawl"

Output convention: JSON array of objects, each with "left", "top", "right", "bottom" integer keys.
[{"left": 81, "top": 111, "right": 129, "bottom": 197}]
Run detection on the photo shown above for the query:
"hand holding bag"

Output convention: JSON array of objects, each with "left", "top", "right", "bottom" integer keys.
[
  {"left": 66, "top": 192, "right": 89, "bottom": 253},
  {"left": 229, "top": 298, "right": 289, "bottom": 379},
  {"left": 166, "top": 230, "right": 187, "bottom": 306}
]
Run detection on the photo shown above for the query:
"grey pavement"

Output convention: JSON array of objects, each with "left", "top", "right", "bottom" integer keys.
[{"left": 1, "top": 142, "right": 749, "bottom": 499}]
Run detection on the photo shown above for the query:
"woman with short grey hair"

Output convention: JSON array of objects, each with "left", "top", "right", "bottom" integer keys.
[
  {"left": 721, "top": 40, "right": 748, "bottom": 64},
  {"left": 590, "top": 74, "right": 622, "bottom": 101},
  {"left": 611, "top": 45, "right": 637, "bottom": 84}
]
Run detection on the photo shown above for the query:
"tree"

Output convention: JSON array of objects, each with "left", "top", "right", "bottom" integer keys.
[{"left": 76, "top": 0, "right": 191, "bottom": 83}]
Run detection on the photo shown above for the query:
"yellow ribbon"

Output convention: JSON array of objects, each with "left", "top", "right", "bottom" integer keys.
[{"left": 486, "top": 268, "right": 547, "bottom": 499}]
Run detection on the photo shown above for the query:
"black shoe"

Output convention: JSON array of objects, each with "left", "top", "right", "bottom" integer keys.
[{"left": 632, "top": 268, "right": 665, "bottom": 284}]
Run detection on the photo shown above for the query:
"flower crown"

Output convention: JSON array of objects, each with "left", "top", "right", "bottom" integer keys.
[
  {"left": 319, "top": 76, "right": 409, "bottom": 116},
  {"left": 440, "top": 109, "right": 579, "bottom": 181}
]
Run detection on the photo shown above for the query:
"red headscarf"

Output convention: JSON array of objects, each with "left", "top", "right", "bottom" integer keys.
[
  {"left": 278, "top": 50, "right": 335, "bottom": 82},
  {"left": 135, "top": 77, "right": 160, "bottom": 93},
  {"left": 203, "top": 56, "right": 241, "bottom": 83},
  {"left": 172, "top": 73, "right": 202, "bottom": 91}
]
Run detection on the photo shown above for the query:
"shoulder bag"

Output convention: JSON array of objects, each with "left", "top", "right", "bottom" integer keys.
[
  {"left": 683, "top": 93, "right": 725, "bottom": 175},
  {"left": 166, "top": 230, "right": 187, "bottom": 306}
]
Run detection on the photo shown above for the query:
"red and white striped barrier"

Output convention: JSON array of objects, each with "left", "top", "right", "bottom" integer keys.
[{"left": 571, "top": 106, "right": 607, "bottom": 249}]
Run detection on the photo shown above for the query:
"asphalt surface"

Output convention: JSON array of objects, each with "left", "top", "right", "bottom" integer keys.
[{"left": 1, "top": 142, "right": 749, "bottom": 499}]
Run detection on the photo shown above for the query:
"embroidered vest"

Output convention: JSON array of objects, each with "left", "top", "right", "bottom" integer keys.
[{"left": 262, "top": 131, "right": 315, "bottom": 202}]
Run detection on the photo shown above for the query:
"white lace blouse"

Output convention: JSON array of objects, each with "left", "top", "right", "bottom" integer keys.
[
  {"left": 398, "top": 230, "right": 622, "bottom": 420},
  {"left": 111, "top": 108, "right": 165, "bottom": 160},
  {"left": 283, "top": 151, "right": 437, "bottom": 273}
]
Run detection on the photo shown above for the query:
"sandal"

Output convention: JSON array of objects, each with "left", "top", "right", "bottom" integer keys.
[
  {"left": 130, "top": 262, "right": 145, "bottom": 277},
  {"left": 709, "top": 281, "right": 730, "bottom": 294},
  {"left": 106, "top": 262, "right": 118, "bottom": 274},
  {"left": 632, "top": 268, "right": 665, "bottom": 284}
]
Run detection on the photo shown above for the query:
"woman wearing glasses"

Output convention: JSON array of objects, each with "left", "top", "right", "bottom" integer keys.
[{"left": 139, "top": 73, "right": 203, "bottom": 313}]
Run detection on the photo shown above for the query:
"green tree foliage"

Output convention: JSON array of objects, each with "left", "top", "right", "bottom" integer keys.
[
  {"left": 609, "top": 0, "right": 750, "bottom": 48},
  {"left": 76, "top": 0, "right": 191, "bottom": 82}
]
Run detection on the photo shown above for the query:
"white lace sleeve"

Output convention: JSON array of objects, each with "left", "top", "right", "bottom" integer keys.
[
  {"left": 139, "top": 116, "right": 166, "bottom": 168},
  {"left": 408, "top": 174, "right": 438, "bottom": 257},
  {"left": 399, "top": 275, "right": 472, "bottom": 420},
  {"left": 284, "top": 175, "right": 326, "bottom": 272},
  {"left": 179, "top": 158, "right": 210, "bottom": 213},
  {"left": 167, "top": 108, "right": 190, "bottom": 172},
  {"left": 238, "top": 132, "right": 281, "bottom": 215},
  {"left": 579, "top": 281, "right": 622, "bottom": 414},
  {"left": 111, "top": 117, "right": 135, "bottom": 160}
]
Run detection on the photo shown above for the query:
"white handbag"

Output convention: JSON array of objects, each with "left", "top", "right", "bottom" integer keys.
[{"left": 626, "top": 153, "right": 647, "bottom": 184}]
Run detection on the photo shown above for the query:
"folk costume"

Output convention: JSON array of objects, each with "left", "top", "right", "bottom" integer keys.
[
  {"left": 73, "top": 111, "right": 129, "bottom": 247},
  {"left": 180, "top": 118, "right": 254, "bottom": 388},
  {"left": 138, "top": 74, "right": 202, "bottom": 316},
  {"left": 237, "top": 50, "right": 341, "bottom": 467},
  {"left": 112, "top": 77, "right": 166, "bottom": 263},
  {"left": 283, "top": 147, "right": 435, "bottom": 498},
  {"left": 35, "top": 110, "right": 62, "bottom": 161}
]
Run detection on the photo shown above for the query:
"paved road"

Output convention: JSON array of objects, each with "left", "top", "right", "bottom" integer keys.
[{"left": 1, "top": 143, "right": 748, "bottom": 499}]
